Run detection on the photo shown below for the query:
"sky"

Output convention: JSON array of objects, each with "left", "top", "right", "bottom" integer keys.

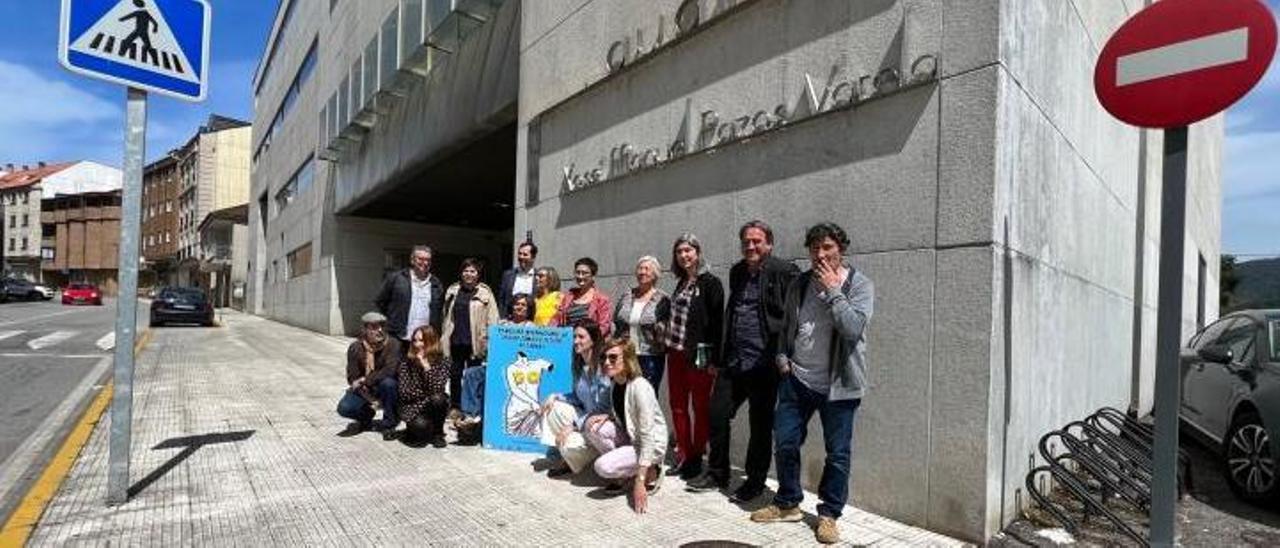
[
  {"left": 0, "top": 1, "right": 274, "bottom": 169},
  {"left": 0, "top": 1, "right": 1276, "bottom": 257}
]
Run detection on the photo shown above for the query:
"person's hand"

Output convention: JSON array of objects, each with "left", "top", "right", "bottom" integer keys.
[
  {"left": 813, "top": 258, "right": 843, "bottom": 291},
  {"left": 585, "top": 414, "right": 608, "bottom": 433},
  {"left": 775, "top": 356, "right": 792, "bottom": 376},
  {"left": 351, "top": 377, "right": 366, "bottom": 389},
  {"left": 555, "top": 425, "right": 574, "bottom": 446},
  {"left": 632, "top": 478, "right": 648, "bottom": 514}
]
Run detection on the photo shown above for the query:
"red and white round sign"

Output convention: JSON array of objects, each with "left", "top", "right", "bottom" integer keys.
[{"left": 1095, "top": 0, "right": 1277, "bottom": 128}]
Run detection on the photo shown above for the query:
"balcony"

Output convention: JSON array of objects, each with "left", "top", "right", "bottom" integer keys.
[{"left": 321, "top": 0, "right": 504, "bottom": 160}]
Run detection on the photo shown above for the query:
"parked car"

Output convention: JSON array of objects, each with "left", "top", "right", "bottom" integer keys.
[
  {"left": 1180, "top": 309, "right": 1280, "bottom": 504},
  {"left": 2, "top": 277, "right": 55, "bottom": 301},
  {"left": 150, "top": 287, "right": 214, "bottom": 327},
  {"left": 61, "top": 283, "right": 103, "bottom": 305}
]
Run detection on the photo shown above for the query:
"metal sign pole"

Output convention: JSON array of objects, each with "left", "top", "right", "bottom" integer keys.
[
  {"left": 107, "top": 86, "right": 147, "bottom": 505},
  {"left": 1149, "top": 125, "right": 1188, "bottom": 547}
]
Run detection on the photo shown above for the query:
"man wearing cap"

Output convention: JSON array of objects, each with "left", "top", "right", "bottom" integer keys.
[{"left": 337, "top": 311, "right": 403, "bottom": 440}]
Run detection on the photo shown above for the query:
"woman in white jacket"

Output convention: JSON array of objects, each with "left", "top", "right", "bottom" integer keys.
[{"left": 587, "top": 338, "right": 669, "bottom": 513}]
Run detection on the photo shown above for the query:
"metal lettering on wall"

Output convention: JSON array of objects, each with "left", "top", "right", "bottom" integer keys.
[
  {"left": 605, "top": 0, "right": 753, "bottom": 74},
  {"left": 561, "top": 54, "right": 938, "bottom": 194}
]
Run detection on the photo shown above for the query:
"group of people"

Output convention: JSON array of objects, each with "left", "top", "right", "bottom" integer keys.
[{"left": 335, "top": 220, "right": 874, "bottom": 544}]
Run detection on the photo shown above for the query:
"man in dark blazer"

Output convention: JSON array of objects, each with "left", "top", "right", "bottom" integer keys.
[
  {"left": 687, "top": 220, "right": 799, "bottom": 502},
  {"left": 374, "top": 245, "right": 444, "bottom": 341},
  {"left": 497, "top": 240, "right": 538, "bottom": 319}
]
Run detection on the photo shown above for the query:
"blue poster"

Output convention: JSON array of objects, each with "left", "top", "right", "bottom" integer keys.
[{"left": 482, "top": 325, "right": 574, "bottom": 453}]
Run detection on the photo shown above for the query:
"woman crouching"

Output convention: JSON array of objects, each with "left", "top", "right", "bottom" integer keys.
[{"left": 591, "top": 338, "right": 669, "bottom": 513}]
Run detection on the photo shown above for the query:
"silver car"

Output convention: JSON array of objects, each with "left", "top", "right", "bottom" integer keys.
[{"left": 1181, "top": 309, "right": 1280, "bottom": 504}]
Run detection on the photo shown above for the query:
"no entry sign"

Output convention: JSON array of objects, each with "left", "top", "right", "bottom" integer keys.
[{"left": 1095, "top": 0, "right": 1276, "bottom": 128}]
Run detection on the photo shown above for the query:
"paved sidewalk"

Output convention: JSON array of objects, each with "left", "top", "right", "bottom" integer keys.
[{"left": 28, "top": 311, "right": 966, "bottom": 547}]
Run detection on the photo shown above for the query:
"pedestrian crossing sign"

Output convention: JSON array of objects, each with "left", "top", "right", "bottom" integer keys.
[{"left": 59, "top": 0, "right": 210, "bottom": 102}]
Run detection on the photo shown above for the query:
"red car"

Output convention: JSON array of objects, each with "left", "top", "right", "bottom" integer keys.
[{"left": 62, "top": 283, "right": 103, "bottom": 305}]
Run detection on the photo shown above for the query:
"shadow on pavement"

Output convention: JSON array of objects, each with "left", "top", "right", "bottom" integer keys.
[
  {"left": 127, "top": 430, "right": 256, "bottom": 498},
  {"left": 1182, "top": 435, "right": 1280, "bottom": 529}
]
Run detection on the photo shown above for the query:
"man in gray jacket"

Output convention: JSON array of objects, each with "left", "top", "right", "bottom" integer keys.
[{"left": 748, "top": 222, "right": 873, "bottom": 545}]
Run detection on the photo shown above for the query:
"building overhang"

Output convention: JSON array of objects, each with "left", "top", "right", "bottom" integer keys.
[{"left": 322, "top": 0, "right": 519, "bottom": 222}]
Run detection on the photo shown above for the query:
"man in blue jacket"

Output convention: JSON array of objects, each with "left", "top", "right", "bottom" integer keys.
[{"left": 748, "top": 222, "right": 874, "bottom": 545}]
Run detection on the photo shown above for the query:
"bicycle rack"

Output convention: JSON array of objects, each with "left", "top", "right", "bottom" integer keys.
[{"left": 1025, "top": 407, "right": 1193, "bottom": 547}]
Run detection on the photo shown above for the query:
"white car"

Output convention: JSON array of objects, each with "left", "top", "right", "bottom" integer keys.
[{"left": 32, "top": 284, "right": 55, "bottom": 300}]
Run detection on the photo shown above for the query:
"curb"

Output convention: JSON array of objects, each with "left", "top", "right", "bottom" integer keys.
[{"left": 0, "top": 328, "right": 151, "bottom": 547}]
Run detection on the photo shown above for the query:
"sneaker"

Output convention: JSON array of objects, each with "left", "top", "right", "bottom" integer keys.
[
  {"left": 729, "top": 481, "right": 765, "bottom": 503},
  {"left": 749, "top": 505, "right": 803, "bottom": 523},
  {"left": 678, "top": 458, "right": 703, "bottom": 480},
  {"left": 447, "top": 409, "right": 464, "bottom": 423},
  {"left": 547, "top": 463, "right": 573, "bottom": 478},
  {"left": 685, "top": 473, "right": 727, "bottom": 493},
  {"left": 815, "top": 516, "right": 840, "bottom": 544},
  {"left": 431, "top": 435, "right": 448, "bottom": 448}
]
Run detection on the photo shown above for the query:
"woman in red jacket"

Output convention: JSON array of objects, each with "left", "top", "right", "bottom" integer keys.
[{"left": 553, "top": 257, "right": 613, "bottom": 337}]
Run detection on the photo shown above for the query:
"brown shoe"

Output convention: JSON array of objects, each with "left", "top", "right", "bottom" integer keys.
[
  {"left": 815, "top": 516, "right": 840, "bottom": 544},
  {"left": 749, "top": 504, "right": 803, "bottom": 523}
]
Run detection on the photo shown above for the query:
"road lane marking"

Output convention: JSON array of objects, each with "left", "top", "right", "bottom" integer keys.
[
  {"left": 0, "top": 309, "right": 81, "bottom": 328},
  {"left": 0, "top": 330, "right": 23, "bottom": 342},
  {"left": 96, "top": 332, "right": 115, "bottom": 351},
  {"left": 0, "top": 328, "right": 148, "bottom": 545},
  {"left": 0, "top": 357, "right": 111, "bottom": 519},
  {"left": 1117, "top": 27, "right": 1250, "bottom": 86},
  {"left": 26, "top": 331, "right": 78, "bottom": 351}
]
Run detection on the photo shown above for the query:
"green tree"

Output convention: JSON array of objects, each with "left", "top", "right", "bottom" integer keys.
[{"left": 1220, "top": 254, "right": 1240, "bottom": 311}]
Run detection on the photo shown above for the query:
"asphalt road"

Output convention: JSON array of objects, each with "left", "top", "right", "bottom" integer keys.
[{"left": 0, "top": 297, "right": 131, "bottom": 524}]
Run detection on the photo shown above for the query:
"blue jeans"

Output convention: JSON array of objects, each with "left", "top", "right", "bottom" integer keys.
[
  {"left": 638, "top": 354, "right": 665, "bottom": 390},
  {"left": 336, "top": 377, "right": 399, "bottom": 429},
  {"left": 461, "top": 365, "right": 485, "bottom": 417},
  {"left": 772, "top": 374, "right": 860, "bottom": 519}
]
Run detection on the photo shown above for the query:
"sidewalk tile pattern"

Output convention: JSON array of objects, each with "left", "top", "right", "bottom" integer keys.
[{"left": 29, "top": 312, "right": 969, "bottom": 547}]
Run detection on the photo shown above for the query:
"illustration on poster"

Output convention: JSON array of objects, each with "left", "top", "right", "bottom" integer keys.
[{"left": 505, "top": 352, "right": 554, "bottom": 437}]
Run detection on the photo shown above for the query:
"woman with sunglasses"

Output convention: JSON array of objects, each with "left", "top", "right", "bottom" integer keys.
[{"left": 589, "top": 338, "right": 668, "bottom": 514}]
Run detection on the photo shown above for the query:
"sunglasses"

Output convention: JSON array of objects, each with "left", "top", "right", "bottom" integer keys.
[{"left": 604, "top": 353, "right": 623, "bottom": 362}]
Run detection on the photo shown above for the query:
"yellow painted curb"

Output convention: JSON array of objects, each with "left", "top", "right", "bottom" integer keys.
[
  {"left": 0, "top": 328, "right": 151, "bottom": 547},
  {"left": 0, "top": 384, "right": 112, "bottom": 547}
]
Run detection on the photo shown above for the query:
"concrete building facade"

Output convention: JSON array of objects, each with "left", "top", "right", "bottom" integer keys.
[
  {"left": 41, "top": 190, "right": 124, "bottom": 294},
  {"left": 142, "top": 154, "right": 181, "bottom": 286},
  {"left": 248, "top": 0, "right": 1223, "bottom": 541},
  {"left": 197, "top": 204, "right": 250, "bottom": 310},
  {"left": 0, "top": 163, "right": 67, "bottom": 281},
  {"left": 172, "top": 116, "right": 252, "bottom": 287},
  {"left": 1, "top": 161, "right": 123, "bottom": 284}
]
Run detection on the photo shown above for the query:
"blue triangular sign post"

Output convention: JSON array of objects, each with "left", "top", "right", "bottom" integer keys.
[{"left": 59, "top": 0, "right": 211, "bottom": 102}]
